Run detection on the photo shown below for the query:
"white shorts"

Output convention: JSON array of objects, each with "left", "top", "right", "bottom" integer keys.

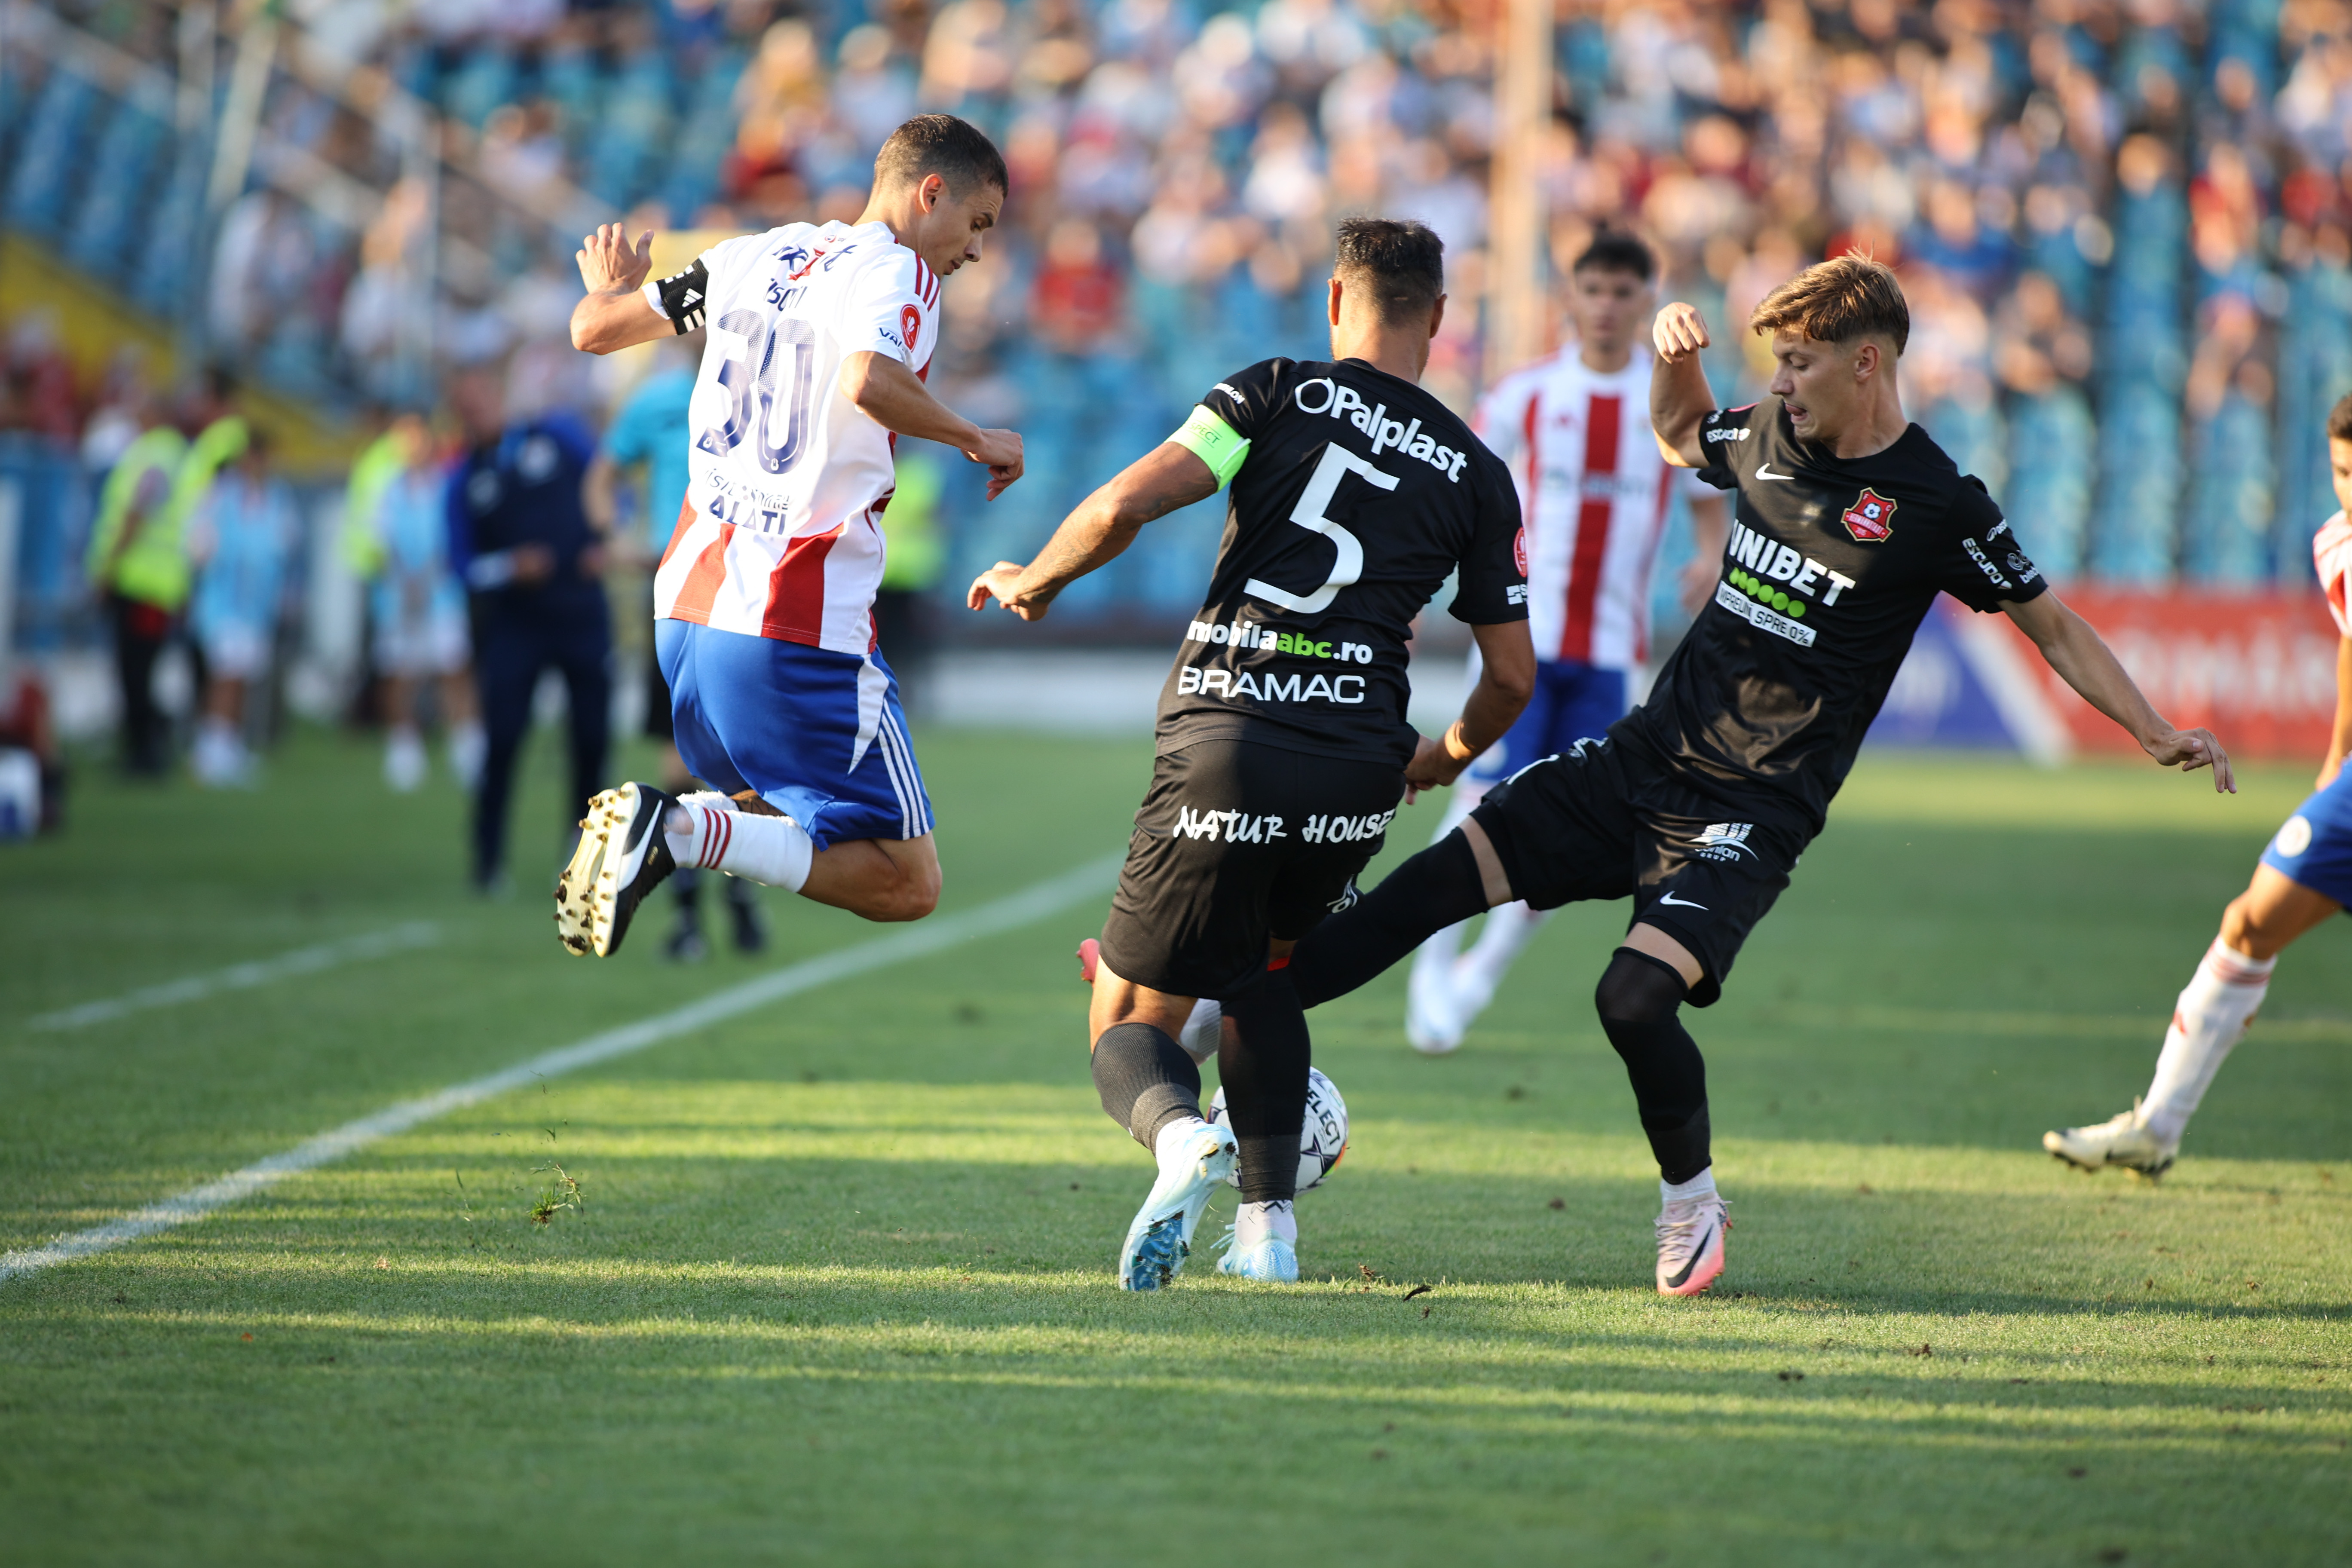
[
  {"left": 372, "top": 599, "right": 471, "bottom": 678},
  {"left": 199, "top": 621, "right": 273, "bottom": 680}
]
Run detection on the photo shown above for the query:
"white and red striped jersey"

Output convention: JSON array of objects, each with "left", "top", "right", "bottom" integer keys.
[
  {"left": 646, "top": 219, "right": 941, "bottom": 655},
  {"left": 1475, "top": 345, "right": 1701, "bottom": 669},
  {"left": 2317, "top": 510, "right": 2351, "bottom": 636}
]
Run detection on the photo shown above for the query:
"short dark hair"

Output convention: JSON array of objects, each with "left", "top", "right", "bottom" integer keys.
[
  {"left": 875, "top": 114, "right": 1008, "bottom": 199},
  {"left": 1334, "top": 218, "right": 1446, "bottom": 326},
  {"left": 2328, "top": 389, "right": 2352, "bottom": 443},
  {"left": 1750, "top": 254, "right": 1910, "bottom": 356},
  {"left": 1572, "top": 229, "right": 1654, "bottom": 282}
]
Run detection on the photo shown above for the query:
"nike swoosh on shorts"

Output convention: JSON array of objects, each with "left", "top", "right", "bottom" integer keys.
[{"left": 1657, "top": 891, "right": 1707, "bottom": 910}]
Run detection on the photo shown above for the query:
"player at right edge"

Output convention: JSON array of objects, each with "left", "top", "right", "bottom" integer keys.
[
  {"left": 2045, "top": 392, "right": 2352, "bottom": 1177},
  {"left": 1281, "top": 255, "right": 2235, "bottom": 1297}
]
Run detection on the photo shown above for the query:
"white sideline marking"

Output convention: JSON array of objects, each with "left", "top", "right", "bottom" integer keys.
[
  {"left": 0, "top": 853, "right": 1121, "bottom": 1283},
  {"left": 24, "top": 922, "right": 446, "bottom": 1032}
]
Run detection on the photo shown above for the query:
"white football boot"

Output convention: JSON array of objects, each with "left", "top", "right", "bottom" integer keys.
[
  {"left": 2043, "top": 1103, "right": 2176, "bottom": 1177},
  {"left": 1118, "top": 1120, "right": 1238, "bottom": 1291},
  {"left": 556, "top": 781, "right": 679, "bottom": 958},
  {"left": 1655, "top": 1191, "right": 1730, "bottom": 1296}
]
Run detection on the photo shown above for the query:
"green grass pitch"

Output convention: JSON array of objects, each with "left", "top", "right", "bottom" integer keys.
[{"left": 1, "top": 724, "right": 2347, "bottom": 1565}]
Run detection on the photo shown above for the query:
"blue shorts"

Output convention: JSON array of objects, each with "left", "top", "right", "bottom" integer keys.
[
  {"left": 656, "top": 619, "right": 934, "bottom": 850},
  {"left": 2258, "top": 768, "right": 2352, "bottom": 907},
  {"left": 1463, "top": 658, "right": 1631, "bottom": 786}
]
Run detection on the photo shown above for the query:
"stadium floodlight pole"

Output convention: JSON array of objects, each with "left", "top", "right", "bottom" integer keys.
[{"left": 1484, "top": 0, "right": 1552, "bottom": 384}]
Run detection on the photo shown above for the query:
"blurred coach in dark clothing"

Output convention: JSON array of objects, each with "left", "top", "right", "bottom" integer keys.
[{"left": 445, "top": 366, "right": 611, "bottom": 893}]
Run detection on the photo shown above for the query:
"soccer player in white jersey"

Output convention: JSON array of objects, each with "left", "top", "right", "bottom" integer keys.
[
  {"left": 555, "top": 115, "right": 1024, "bottom": 956},
  {"left": 1405, "top": 231, "right": 1730, "bottom": 1054},
  {"left": 2046, "top": 393, "right": 2352, "bottom": 1175}
]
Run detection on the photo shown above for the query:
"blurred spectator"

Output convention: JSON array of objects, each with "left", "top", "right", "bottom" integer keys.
[
  {"left": 445, "top": 364, "right": 609, "bottom": 894},
  {"left": 0, "top": 661, "right": 64, "bottom": 836},
  {"left": 347, "top": 413, "right": 483, "bottom": 793},
  {"left": 82, "top": 372, "right": 246, "bottom": 775},
  {"left": 186, "top": 427, "right": 298, "bottom": 787}
]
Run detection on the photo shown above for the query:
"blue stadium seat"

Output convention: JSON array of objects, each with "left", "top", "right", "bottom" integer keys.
[{"left": 3, "top": 64, "right": 99, "bottom": 236}]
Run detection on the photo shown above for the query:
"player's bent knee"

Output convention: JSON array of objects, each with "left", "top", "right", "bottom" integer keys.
[{"left": 1595, "top": 947, "right": 1688, "bottom": 1024}]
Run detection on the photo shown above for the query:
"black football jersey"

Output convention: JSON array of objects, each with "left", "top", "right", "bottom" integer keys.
[
  {"left": 1156, "top": 357, "right": 1528, "bottom": 766},
  {"left": 1617, "top": 395, "right": 2046, "bottom": 822}
]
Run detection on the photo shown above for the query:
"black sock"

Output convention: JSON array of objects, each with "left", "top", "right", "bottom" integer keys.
[
  {"left": 1219, "top": 969, "right": 1312, "bottom": 1203},
  {"left": 1289, "top": 831, "right": 1489, "bottom": 1009},
  {"left": 1594, "top": 948, "right": 1712, "bottom": 1184},
  {"left": 1092, "top": 1023, "right": 1203, "bottom": 1149}
]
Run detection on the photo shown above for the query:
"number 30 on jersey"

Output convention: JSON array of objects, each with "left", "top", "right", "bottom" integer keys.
[{"left": 697, "top": 308, "right": 818, "bottom": 475}]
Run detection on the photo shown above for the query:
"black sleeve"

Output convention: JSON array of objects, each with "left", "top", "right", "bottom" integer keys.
[
  {"left": 1936, "top": 478, "right": 2048, "bottom": 612},
  {"left": 652, "top": 259, "right": 711, "bottom": 335},
  {"left": 1449, "top": 453, "right": 1531, "bottom": 625},
  {"left": 1694, "top": 403, "right": 1763, "bottom": 490},
  {"left": 1197, "top": 359, "right": 1290, "bottom": 441}
]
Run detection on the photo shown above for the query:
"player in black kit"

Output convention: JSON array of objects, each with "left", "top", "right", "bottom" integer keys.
[
  {"left": 1283, "top": 254, "right": 2237, "bottom": 1297},
  {"left": 969, "top": 220, "right": 1534, "bottom": 1289}
]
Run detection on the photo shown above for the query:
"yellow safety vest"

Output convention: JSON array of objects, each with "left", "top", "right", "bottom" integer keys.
[{"left": 84, "top": 425, "right": 189, "bottom": 606}]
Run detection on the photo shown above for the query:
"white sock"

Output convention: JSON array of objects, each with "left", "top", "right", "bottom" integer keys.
[
  {"left": 664, "top": 794, "right": 811, "bottom": 892},
  {"left": 2139, "top": 937, "right": 2273, "bottom": 1144},
  {"left": 1460, "top": 900, "right": 1551, "bottom": 993},
  {"left": 446, "top": 720, "right": 486, "bottom": 787},
  {"left": 1154, "top": 1114, "right": 1214, "bottom": 1167},
  {"left": 1661, "top": 1168, "right": 1717, "bottom": 1205},
  {"left": 1178, "top": 998, "right": 1223, "bottom": 1062},
  {"left": 1233, "top": 1198, "right": 1297, "bottom": 1250}
]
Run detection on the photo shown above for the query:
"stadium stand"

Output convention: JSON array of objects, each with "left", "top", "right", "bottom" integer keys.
[{"left": 3, "top": 0, "right": 2351, "bottom": 672}]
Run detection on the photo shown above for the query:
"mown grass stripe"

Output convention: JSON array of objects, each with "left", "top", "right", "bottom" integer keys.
[
  {"left": 0, "top": 853, "right": 1121, "bottom": 1283},
  {"left": 22, "top": 921, "right": 445, "bottom": 1032}
]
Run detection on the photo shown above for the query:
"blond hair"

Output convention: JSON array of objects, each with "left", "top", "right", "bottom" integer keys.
[{"left": 1749, "top": 254, "right": 1910, "bottom": 355}]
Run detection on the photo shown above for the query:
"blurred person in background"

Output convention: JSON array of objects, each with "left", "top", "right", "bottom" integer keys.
[
  {"left": 445, "top": 363, "right": 611, "bottom": 895},
  {"left": 349, "top": 412, "right": 484, "bottom": 793},
  {"left": 186, "top": 426, "right": 297, "bottom": 788},
  {"left": 0, "top": 656, "right": 64, "bottom": 836},
  {"left": 1405, "top": 230, "right": 1729, "bottom": 1056},
  {"left": 584, "top": 329, "right": 766, "bottom": 961},
  {"left": 83, "top": 370, "right": 247, "bottom": 777},
  {"left": 875, "top": 447, "right": 947, "bottom": 705},
  {"left": 2046, "top": 392, "right": 2352, "bottom": 1178}
]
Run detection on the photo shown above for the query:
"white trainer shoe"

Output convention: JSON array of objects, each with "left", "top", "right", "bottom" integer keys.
[
  {"left": 2043, "top": 1103, "right": 2176, "bottom": 1176},
  {"left": 1215, "top": 1227, "right": 1300, "bottom": 1282},
  {"left": 1118, "top": 1121, "right": 1237, "bottom": 1291},
  {"left": 556, "top": 781, "right": 679, "bottom": 958},
  {"left": 1655, "top": 1191, "right": 1729, "bottom": 1296},
  {"left": 384, "top": 729, "right": 427, "bottom": 793}
]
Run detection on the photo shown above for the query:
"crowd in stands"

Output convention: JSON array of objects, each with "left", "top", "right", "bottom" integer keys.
[{"left": 4, "top": 0, "right": 2352, "bottom": 760}]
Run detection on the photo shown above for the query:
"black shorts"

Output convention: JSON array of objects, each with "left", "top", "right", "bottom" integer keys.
[
  {"left": 1470, "top": 735, "right": 1816, "bottom": 1007},
  {"left": 1100, "top": 739, "right": 1404, "bottom": 1000}
]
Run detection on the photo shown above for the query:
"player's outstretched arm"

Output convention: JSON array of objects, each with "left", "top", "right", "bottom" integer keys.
[
  {"left": 2320, "top": 634, "right": 2352, "bottom": 788},
  {"left": 966, "top": 444, "right": 1220, "bottom": 621},
  {"left": 839, "top": 353, "right": 1023, "bottom": 499},
  {"left": 1650, "top": 302, "right": 1717, "bottom": 468},
  {"left": 1402, "top": 619, "right": 1537, "bottom": 801},
  {"left": 2004, "top": 590, "right": 2236, "bottom": 793},
  {"left": 570, "top": 225, "right": 672, "bottom": 355}
]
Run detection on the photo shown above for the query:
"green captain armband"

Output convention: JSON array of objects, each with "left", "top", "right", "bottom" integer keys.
[{"left": 1168, "top": 405, "right": 1251, "bottom": 489}]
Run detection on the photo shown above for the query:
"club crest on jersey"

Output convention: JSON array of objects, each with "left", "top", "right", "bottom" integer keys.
[
  {"left": 1841, "top": 487, "right": 1896, "bottom": 543},
  {"left": 1513, "top": 526, "right": 1528, "bottom": 576},
  {"left": 900, "top": 303, "right": 921, "bottom": 357}
]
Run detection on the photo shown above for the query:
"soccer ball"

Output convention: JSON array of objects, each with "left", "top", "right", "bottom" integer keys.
[{"left": 1207, "top": 1067, "right": 1350, "bottom": 1193}]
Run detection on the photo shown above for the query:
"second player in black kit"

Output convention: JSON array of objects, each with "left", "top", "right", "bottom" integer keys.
[
  {"left": 971, "top": 219, "right": 1535, "bottom": 1286},
  {"left": 1105, "top": 353, "right": 1526, "bottom": 1001},
  {"left": 1285, "top": 256, "right": 2050, "bottom": 1293}
]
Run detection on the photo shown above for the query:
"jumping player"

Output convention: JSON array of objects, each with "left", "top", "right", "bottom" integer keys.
[
  {"left": 558, "top": 115, "right": 1023, "bottom": 956},
  {"left": 1407, "top": 230, "right": 1728, "bottom": 1054},
  {"left": 971, "top": 220, "right": 1534, "bottom": 1288},
  {"left": 1280, "top": 254, "right": 2233, "bottom": 1297},
  {"left": 2045, "top": 392, "right": 2352, "bottom": 1175}
]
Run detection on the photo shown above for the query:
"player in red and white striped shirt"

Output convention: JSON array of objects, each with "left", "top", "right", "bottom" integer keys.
[
  {"left": 1407, "top": 232, "right": 1729, "bottom": 1052},
  {"left": 2046, "top": 394, "right": 2352, "bottom": 1174},
  {"left": 554, "top": 116, "right": 1024, "bottom": 958}
]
